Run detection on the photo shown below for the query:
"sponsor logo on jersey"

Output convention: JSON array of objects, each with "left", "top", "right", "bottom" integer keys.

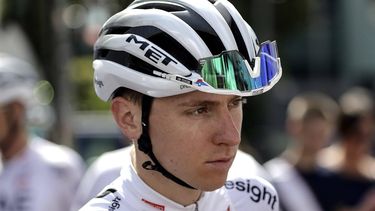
[
  {"left": 96, "top": 188, "right": 117, "bottom": 198},
  {"left": 108, "top": 196, "right": 121, "bottom": 211},
  {"left": 141, "top": 198, "right": 165, "bottom": 211},
  {"left": 96, "top": 189, "right": 121, "bottom": 211},
  {"left": 225, "top": 179, "right": 278, "bottom": 210}
]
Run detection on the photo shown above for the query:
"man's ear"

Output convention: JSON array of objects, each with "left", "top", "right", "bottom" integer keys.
[{"left": 111, "top": 97, "right": 142, "bottom": 140}]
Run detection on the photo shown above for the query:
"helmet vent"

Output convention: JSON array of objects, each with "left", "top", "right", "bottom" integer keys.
[
  {"left": 215, "top": 3, "right": 251, "bottom": 62},
  {"left": 133, "top": 2, "right": 186, "bottom": 12},
  {"left": 103, "top": 27, "right": 131, "bottom": 35}
]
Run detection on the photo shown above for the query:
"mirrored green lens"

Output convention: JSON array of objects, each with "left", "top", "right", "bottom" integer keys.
[{"left": 197, "top": 42, "right": 280, "bottom": 93}]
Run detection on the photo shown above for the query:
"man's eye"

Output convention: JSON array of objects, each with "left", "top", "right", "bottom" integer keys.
[
  {"left": 192, "top": 107, "right": 208, "bottom": 115},
  {"left": 229, "top": 98, "right": 245, "bottom": 108}
]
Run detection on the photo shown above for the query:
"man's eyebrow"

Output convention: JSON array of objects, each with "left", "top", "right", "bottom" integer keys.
[
  {"left": 177, "top": 100, "right": 218, "bottom": 107},
  {"left": 177, "top": 96, "right": 241, "bottom": 107}
]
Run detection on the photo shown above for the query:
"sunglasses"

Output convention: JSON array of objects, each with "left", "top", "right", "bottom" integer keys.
[{"left": 159, "top": 41, "right": 282, "bottom": 97}]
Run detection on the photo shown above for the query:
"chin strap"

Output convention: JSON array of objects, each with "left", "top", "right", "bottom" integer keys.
[{"left": 138, "top": 95, "right": 196, "bottom": 189}]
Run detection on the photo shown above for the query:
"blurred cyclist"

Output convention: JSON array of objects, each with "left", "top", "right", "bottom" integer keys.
[
  {"left": 265, "top": 92, "right": 339, "bottom": 211},
  {"left": 319, "top": 87, "right": 375, "bottom": 211},
  {"left": 0, "top": 54, "right": 85, "bottom": 211}
]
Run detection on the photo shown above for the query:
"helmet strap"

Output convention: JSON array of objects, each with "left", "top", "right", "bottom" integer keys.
[{"left": 138, "top": 95, "right": 196, "bottom": 189}]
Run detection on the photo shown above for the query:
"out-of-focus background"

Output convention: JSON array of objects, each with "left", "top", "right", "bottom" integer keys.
[{"left": 1, "top": 0, "right": 375, "bottom": 164}]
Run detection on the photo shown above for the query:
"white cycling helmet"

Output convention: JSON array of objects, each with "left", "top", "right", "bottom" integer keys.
[
  {"left": 93, "top": 0, "right": 282, "bottom": 101},
  {"left": 0, "top": 54, "right": 38, "bottom": 106}
]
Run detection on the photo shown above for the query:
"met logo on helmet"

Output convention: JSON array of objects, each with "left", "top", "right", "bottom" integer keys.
[{"left": 125, "top": 35, "right": 178, "bottom": 66}]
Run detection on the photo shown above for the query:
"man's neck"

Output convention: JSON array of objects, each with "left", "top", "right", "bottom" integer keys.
[{"left": 131, "top": 147, "right": 202, "bottom": 206}]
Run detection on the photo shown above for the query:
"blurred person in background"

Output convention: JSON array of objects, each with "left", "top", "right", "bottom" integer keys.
[
  {"left": 78, "top": 0, "right": 282, "bottom": 210},
  {"left": 318, "top": 86, "right": 375, "bottom": 211},
  {"left": 264, "top": 92, "right": 339, "bottom": 211},
  {"left": 0, "top": 54, "right": 85, "bottom": 211}
]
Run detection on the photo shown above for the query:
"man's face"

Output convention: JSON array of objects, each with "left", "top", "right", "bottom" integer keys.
[{"left": 148, "top": 91, "right": 243, "bottom": 191}]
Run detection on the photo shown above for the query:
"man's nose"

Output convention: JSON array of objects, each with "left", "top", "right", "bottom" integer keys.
[{"left": 212, "top": 110, "right": 241, "bottom": 146}]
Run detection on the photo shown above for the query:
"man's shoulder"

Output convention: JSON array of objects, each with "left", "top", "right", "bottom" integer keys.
[
  {"left": 80, "top": 189, "right": 124, "bottom": 211},
  {"left": 229, "top": 149, "right": 271, "bottom": 180},
  {"left": 79, "top": 178, "right": 128, "bottom": 211},
  {"left": 73, "top": 146, "right": 132, "bottom": 206},
  {"left": 225, "top": 175, "right": 279, "bottom": 211}
]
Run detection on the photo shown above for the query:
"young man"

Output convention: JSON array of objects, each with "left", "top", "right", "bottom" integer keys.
[
  {"left": 0, "top": 54, "right": 85, "bottom": 211},
  {"left": 80, "top": 0, "right": 282, "bottom": 210}
]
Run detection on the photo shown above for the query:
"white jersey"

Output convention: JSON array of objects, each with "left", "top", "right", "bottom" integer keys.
[
  {"left": 225, "top": 152, "right": 278, "bottom": 211},
  {"left": 77, "top": 146, "right": 279, "bottom": 211},
  {"left": 71, "top": 147, "right": 133, "bottom": 211},
  {"left": 0, "top": 136, "right": 85, "bottom": 211}
]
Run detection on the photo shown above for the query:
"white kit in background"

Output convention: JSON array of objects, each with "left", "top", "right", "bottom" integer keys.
[{"left": 0, "top": 136, "right": 85, "bottom": 211}]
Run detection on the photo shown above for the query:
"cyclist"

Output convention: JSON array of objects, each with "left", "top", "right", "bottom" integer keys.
[{"left": 80, "top": 0, "right": 282, "bottom": 210}]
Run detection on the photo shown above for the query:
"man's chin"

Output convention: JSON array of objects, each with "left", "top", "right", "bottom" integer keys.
[{"left": 194, "top": 177, "right": 227, "bottom": 191}]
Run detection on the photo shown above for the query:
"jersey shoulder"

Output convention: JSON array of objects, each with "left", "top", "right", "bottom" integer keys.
[
  {"left": 225, "top": 175, "right": 279, "bottom": 211},
  {"left": 79, "top": 189, "right": 123, "bottom": 211},
  {"left": 71, "top": 146, "right": 132, "bottom": 210},
  {"left": 229, "top": 149, "right": 271, "bottom": 180},
  {"left": 79, "top": 178, "right": 130, "bottom": 211}
]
